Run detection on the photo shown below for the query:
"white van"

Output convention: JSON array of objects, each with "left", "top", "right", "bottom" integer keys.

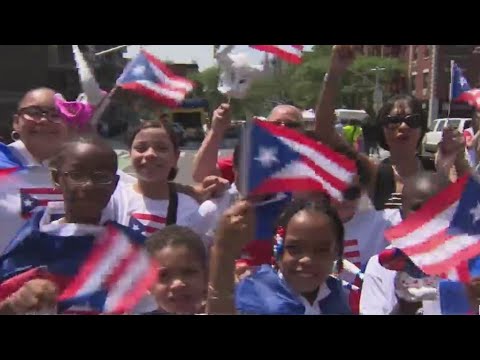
[{"left": 422, "top": 118, "right": 472, "bottom": 156}]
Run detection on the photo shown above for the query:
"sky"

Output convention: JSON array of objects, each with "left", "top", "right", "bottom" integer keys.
[{"left": 124, "top": 45, "right": 314, "bottom": 70}]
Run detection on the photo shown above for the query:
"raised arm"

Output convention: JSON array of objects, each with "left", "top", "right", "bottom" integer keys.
[
  {"left": 192, "top": 104, "right": 232, "bottom": 183},
  {"left": 206, "top": 200, "right": 254, "bottom": 315},
  {"left": 314, "top": 45, "right": 380, "bottom": 200}
]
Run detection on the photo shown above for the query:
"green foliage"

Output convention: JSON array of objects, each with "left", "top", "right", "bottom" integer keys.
[{"left": 190, "top": 45, "right": 408, "bottom": 119}]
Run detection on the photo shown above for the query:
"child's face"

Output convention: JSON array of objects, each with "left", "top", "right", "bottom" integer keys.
[
  {"left": 278, "top": 210, "right": 338, "bottom": 295},
  {"left": 130, "top": 127, "right": 179, "bottom": 183},
  {"left": 150, "top": 245, "right": 207, "bottom": 314},
  {"left": 54, "top": 143, "right": 118, "bottom": 222}
]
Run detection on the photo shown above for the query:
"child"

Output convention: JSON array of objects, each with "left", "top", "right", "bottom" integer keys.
[
  {"left": 140, "top": 225, "right": 208, "bottom": 315},
  {"left": 360, "top": 171, "right": 452, "bottom": 315},
  {"left": 113, "top": 120, "right": 206, "bottom": 238},
  {"left": 207, "top": 198, "right": 351, "bottom": 315},
  {"left": 0, "top": 137, "right": 122, "bottom": 314}
]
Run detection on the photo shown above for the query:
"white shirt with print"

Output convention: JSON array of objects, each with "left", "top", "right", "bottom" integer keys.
[{"left": 111, "top": 182, "right": 203, "bottom": 238}]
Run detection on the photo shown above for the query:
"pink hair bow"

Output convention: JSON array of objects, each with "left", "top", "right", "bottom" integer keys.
[{"left": 54, "top": 93, "right": 96, "bottom": 128}]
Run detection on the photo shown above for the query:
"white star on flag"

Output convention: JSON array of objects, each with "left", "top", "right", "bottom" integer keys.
[
  {"left": 132, "top": 65, "right": 146, "bottom": 76},
  {"left": 470, "top": 202, "right": 480, "bottom": 223},
  {"left": 132, "top": 225, "right": 140, "bottom": 231},
  {"left": 255, "top": 147, "right": 279, "bottom": 168},
  {"left": 23, "top": 199, "right": 32, "bottom": 207},
  {"left": 460, "top": 77, "right": 468, "bottom": 88}
]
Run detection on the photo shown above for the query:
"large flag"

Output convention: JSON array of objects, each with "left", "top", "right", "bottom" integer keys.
[
  {"left": 240, "top": 119, "right": 357, "bottom": 201},
  {"left": 117, "top": 49, "right": 194, "bottom": 108},
  {"left": 0, "top": 143, "right": 25, "bottom": 176},
  {"left": 385, "top": 175, "right": 480, "bottom": 281},
  {"left": 250, "top": 45, "right": 304, "bottom": 64},
  {"left": 58, "top": 223, "right": 158, "bottom": 315},
  {"left": 451, "top": 61, "right": 480, "bottom": 110}
]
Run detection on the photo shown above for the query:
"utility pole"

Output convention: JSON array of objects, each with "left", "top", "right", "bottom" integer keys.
[{"left": 428, "top": 45, "right": 439, "bottom": 128}]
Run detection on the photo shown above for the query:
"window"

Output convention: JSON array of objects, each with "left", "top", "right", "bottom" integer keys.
[
  {"left": 436, "top": 120, "right": 446, "bottom": 132},
  {"left": 411, "top": 74, "right": 417, "bottom": 91},
  {"left": 446, "top": 119, "right": 461, "bottom": 130},
  {"left": 423, "top": 72, "right": 430, "bottom": 90},
  {"left": 412, "top": 46, "right": 418, "bottom": 61},
  {"left": 424, "top": 45, "right": 431, "bottom": 58}
]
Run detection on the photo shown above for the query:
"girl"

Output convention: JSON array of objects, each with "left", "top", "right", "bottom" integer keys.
[
  {"left": 0, "top": 137, "right": 121, "bottom": 314},
  {"left": 112, "top": 120, "right": 207, "bottom": 239},
  {"left": 314, "top": 45, "right": 469, "bottom": 211},
  {"left": 141, "top": 225, "right": 208, "bottom": 315},
  {"left": 207, "top": 198, "right": 351, "bottom": 315},
  {"left": 0, "top": 88, "right": 70, "bottom": 249}
]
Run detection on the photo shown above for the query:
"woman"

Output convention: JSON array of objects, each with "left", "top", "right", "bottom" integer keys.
[{"left": 314, "top": 45, "right": 469, "bottom": 210}]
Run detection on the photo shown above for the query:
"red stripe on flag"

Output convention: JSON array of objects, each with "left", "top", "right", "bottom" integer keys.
[
  {"left": 58, "top": 226, "right": 117, "bottom": 301},
  {"left": 301, "top": 155, "right": 350, "bottom": 192},
  {"left": 386, "top": 175, "right": 468, "bottom": 241},
  {"left": 119, "top": 83, "right": 183, "bottom": 108},
  {"left": 422, "top": 240, "right": 480, "bottom": 276},
  {"left": 344, "top": 251, "right": 361, "bottom": 259},
  {"left": 401, "top": 229, "right": 452, "bottom": 257},
  {"left": 251, "top": 45, "right": 303, "bottom": 64},
  {"left": 142, "top": 50, "right": 193, "bottom": 88},
  {"left": 103, "top": 246, "right": 139, "bottom": 290},
  {"left": 251, "top": 178, "right": 325, "bottom": 197},
  {"left": 110, "top": 257, "right": 159, "bottom": 314},
  {"left": 256, "top": 120, "right": 357, "bottom": 173},
  {"left": 344, "top": 240, "right": 359, "bottom": 247},
  {"left": 132, "top": 213, "right": 166, "bottom": 224},
  {"left": 455, "top": 260, "right": 472, "bottom": 283},
  {"left": 145, "top": 225, "right": 161, "bottom": 234}
]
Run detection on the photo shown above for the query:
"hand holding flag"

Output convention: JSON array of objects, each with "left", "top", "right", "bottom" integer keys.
[{"left": 240, "top": 119, "right": 357, "bottom": 201}]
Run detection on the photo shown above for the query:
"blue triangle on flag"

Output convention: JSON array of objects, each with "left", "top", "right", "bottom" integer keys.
[
  {"left": 247, "top": 123, "right": 300, "bottom": 192},
  {"left": 449, "top": 177, "right": 480, "bottom": 235}
]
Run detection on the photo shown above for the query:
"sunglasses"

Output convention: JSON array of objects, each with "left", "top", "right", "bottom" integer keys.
[
  {"left": 17, "top": 106, "right": 62, "bottom": 124},
  {"left": 381, "top": 114, "right": 423, "bottom": 129},
  {"left": 343, "top": 185, "right": 362, "bottom": 201}
]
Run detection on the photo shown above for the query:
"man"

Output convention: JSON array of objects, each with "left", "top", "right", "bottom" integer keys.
[{"left": 192, "top": 104, "right": 304, "bottom": 183}]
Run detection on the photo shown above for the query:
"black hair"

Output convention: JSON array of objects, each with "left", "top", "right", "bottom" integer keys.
[
  {"left": 276, "top": 197, "right": 345, "bottom": 272},
  {"left": 17, "top": 87, "right": 56, "bottom": 110},
  {"left": 126, "top": 119, "right": 179, "bottom": 181},
  {"left": 374, "top": 94, "right": 427, "bottom": 151},
  {"left": 49, "top": 136, "right": 118, "bottom": 173},
  {"left": 146, "top": 225, "right": 208, "bottom": 269}
]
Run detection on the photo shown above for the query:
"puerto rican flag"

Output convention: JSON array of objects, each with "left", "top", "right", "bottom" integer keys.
[
  {"left": 58, "top": 223, "right": 158, "bottom": 315},
  {"left": 0, "top": 143, "right": 24, "bottom": 176},
  {"left": 385, "top": 175, "right": 480, "bottom": 281},
  {"left": 241, "top": 119, "right": 357, "bottom": 201},
  {"left": 128, "top": 213, "right": 166, "bottom": 236},
  {"left": 117, "top": 49, "right": 194, "bottom": 108},
  {"left": 250, "top": 45, "right": 304, "bottom": 64},
  {"left": 451, "top": 61, "right": 480, "bottom": 110},
  {"left": 20, "top": 188, "right": 63, "bottom": 219}
]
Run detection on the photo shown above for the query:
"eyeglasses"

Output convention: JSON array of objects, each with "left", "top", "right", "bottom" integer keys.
[
  {"left": 343, "top": 185, "right": 362, "bottom": 201},
  {"left": 60, "top": 171, "right": 116, "bottom": 185},
  {"left": 381, "top": 114, "right": 423, "bottom": 129},
  {"left": 17, "top": 106, "right": 63, "bottom": 124}
]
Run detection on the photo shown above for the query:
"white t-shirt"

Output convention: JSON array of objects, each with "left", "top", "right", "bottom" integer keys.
[
  {"left": 0, "top": 141, "right": 63, "bottom": 252},
  {"left": 0, "top": 141, "right": 137, "bottom": 253},
  {"left": 340, "top": 208, "right": 402, "bottom": 284},
  {"left": 360, "top": 252, "right": 442, "bottom": 315},
  {"left": 111, "top": 183, "right": 203, "bottom": 237}
]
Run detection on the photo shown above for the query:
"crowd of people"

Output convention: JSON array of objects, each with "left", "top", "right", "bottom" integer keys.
[{"left": 0, "top": 45, "right": 479, "bottom": 315}]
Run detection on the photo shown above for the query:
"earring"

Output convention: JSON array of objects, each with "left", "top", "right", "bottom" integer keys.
[{"left": 11, "top": 131, "right": 20, "bottom": 141}]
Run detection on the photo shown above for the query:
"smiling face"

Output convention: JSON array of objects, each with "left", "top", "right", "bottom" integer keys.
[
  {"left": 13, "top": 88, "right": 69, "bottom": 161},
  {"left": 278, "top": 210, "right": 339, "bottom": 295},
  {"left": 130, "top": 126, "right": 179, "bottom": 183}
]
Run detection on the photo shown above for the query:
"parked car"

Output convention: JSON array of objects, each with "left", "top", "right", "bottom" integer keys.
[{"left": 422, "top": 118, "right": 472, "bottom": 157}]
